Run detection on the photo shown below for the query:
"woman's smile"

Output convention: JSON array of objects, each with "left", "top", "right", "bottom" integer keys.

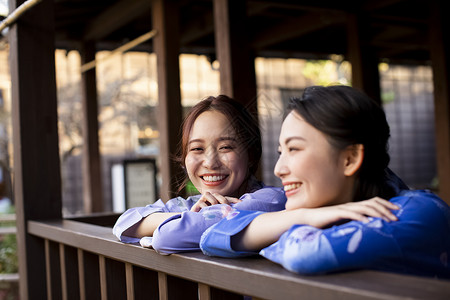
[
  {"left": 283, "top": 182, "right": 302, "bottom": 197},
  {"left": 201, "top": 174, "right": 229, "bottom": 186}
]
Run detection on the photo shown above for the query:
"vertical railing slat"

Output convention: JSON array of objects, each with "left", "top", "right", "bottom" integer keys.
[
  {"left": 59, "top": 244, "right": 68, "bottom": 300},
  {"left": 78, "top": 249, "right": 86, "bottom": 300},
  {"left": 126, "top": 263, "right": 134, "bottom": 300},
  {"left": 198, "top": 283, "right": 211, "bottom": 300},
  {"left": 45, "top": 239, "right": 52, "bottom": 300},
  {"left": 158, "top": 272, "right": 168, "bottom": 300},
  {"left": 99, "top": 255, "right": 107, "bottom": 300}
]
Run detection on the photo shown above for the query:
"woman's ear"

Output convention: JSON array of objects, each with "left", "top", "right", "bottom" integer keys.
[{"left": 343, "top": 144, "right": 364, "bottom": 176}]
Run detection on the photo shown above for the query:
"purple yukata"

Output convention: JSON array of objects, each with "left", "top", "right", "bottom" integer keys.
[{"left": 113, "top": 179, "right": 286, "bottom": 254}]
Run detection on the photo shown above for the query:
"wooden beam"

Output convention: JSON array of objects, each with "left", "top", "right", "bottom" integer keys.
[
  {"left": 213, "top": 0, "right": 257, "bottom": 111},
  {"left": 180, "top": 12, "right": 214, "bottom": 46},
  {"left": 83, "top": 0, "right": 151, "bottom": 41},
  {"left": 80, "top": 42, "right": 104, "bottom": 213},
  {"left": 247, "top": 0, "right": 348, "bottom": 13},
  {"left": 346, "top": 12, "right": 381, "bottom": 104},
  {"left": 152, "top": 0, "right": 183, "bottom": 201},
  {"left": 8, "top": 0, "right": 62, "bottom": 298},
  {"left": 361, "top": 0, "right": 406, "bottom": 11},
  {"left": 180, "top": 3, "right": 268, "bottom": 47},
  {"left": 213, "top": 0, "right": 262, "bottom": 177},
  {"left": 252, "top": 12, "right": 346, "bottom": 50},
  {"left": 429, "top": 0, "right": 450, "bottom": 204}
]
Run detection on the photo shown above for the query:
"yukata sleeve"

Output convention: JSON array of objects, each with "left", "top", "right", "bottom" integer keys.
[
  {"left": 260, "top": 191, "right": 450, "bottom": 277},
  {"left": 259, "top": 219, "right": 402, "bottom": 275},
  {"left": 152, "top": 204, "right": 240, "bottom": 254},
  {"left": 151, "top": 188, "right": 285, "bottom": 254},
  {"left": 200, "top": 210, "right": 263, "bottom": 258},
  {"left": 112, "top": 196, "right": 198, "bottom": 244},
  {"left": 233, "top": 187, "right": 286, "bottom": 212}
]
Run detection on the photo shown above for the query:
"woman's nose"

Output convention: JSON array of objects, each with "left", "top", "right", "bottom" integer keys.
[
  {"left": 203, "top": 149, "right": 221, "bottom": 169},
  {"left": 274, "top": 155, "right": 289, "bottom": 178}
]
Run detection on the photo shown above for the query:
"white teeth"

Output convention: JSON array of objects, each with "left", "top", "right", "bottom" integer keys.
[
  {"left": 284, "top": 183, "right": 301, "bottom": 192},
  {"left": 203, "top": 175, "right": 225, "bottom": 182}
]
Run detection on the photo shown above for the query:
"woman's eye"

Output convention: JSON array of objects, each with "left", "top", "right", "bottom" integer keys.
[
  {"left": 190, "top": 147, "right": 203, "bottom": 152},
  {"left": 219, "top": 143, "right": 234, "bottom": 149},
  {"left": 219, "top": 145, "right": 233, "bottom": 151},
  {"left": 288, "top": 147, "right": 300, "bottom": 152}
]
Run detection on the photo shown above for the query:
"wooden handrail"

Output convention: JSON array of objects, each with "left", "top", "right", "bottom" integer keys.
[
  {"left": 0, "top": 226, "right": 16, "bottom": 234},
  {"left": 0, "top": 273, "right": 19, "bottom": 282},
  {"left": 28, "top": 219, "right": 450, "bottom": 300},
  {"left": 0, "top": 214, "right": 16, "bottom": 223}
]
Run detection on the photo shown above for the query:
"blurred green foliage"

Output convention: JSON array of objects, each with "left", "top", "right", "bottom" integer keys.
[
  {"left": 0, "top": 233, "right": 18, "bottom": 274},
  {"left": 0, "top": 206, "right": 18, "bottom": 274}
]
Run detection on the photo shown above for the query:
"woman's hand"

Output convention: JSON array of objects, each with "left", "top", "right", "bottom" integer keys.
[
  {"left": 301, "top": 197, "right": 399, "bottom": 229},
  {"left": 190, "top": 192, "right": 242, "bottom": 212}
]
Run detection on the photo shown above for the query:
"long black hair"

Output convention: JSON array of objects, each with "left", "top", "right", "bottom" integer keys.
[{"left": 287, "top": 85, "right": 396, "bottom": 201}]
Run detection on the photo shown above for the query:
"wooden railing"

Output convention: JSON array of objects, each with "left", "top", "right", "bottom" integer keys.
[{"left": 27, "top": 217, "right": 450, "bottom": 300}]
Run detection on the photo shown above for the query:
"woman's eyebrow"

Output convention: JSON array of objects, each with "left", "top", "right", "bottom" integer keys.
[
  {"left": 218, "top": 136, "right": 237, "bottom": 142},
  {"left": 188, "top": 137, "right": 236, "bottom": 144},
  {"left": 285, "top": 136, "right": 306, "bottom": 144},
  {"left": 188, "top": 139, "right": 204, "bottom": 144}
]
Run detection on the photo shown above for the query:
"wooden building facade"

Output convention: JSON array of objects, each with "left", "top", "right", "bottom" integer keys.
[{"left": 3, "top": 0, "right": 450, "bottom": 299}]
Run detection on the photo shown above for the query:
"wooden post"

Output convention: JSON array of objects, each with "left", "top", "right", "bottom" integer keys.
[
  {"left": 429, "top": 0, "right": 450, "bottom": 204},
  {"left": 80, "top": 42, "right": 104, "bottom": 213},
  {"left": 346, "top": 12, "right": 381, "bottom": 104},
  {"left": 213, "top": 0, "right": 258, "bottom": 113},
  {"left": 152, "top": 0, "right": 183, "bottom": 201},
  {"left": 8, "top": 0, "right": 62, "bottom": 298}
]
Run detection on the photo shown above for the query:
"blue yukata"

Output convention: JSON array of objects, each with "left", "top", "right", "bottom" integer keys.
[
  {"left": 112, "top": 178, "right": 286, "bottom": 254},
  {"left": 200, "top": 190, "right": 450, "bottom": 279}
]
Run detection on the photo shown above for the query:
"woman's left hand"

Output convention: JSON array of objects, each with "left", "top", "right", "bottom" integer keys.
[
  {"left": 191, "top": 192, "right": 241, "bottom": 212},
  {"left": 299, "top": 197, "right": 399, "bottom": 229}
]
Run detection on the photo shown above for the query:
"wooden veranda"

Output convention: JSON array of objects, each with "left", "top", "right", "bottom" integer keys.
[{"left": 3, "top": 0, "right": 450, "bottom": 299}]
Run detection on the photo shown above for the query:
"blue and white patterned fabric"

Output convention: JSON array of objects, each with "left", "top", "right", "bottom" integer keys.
[{"left": 200, "top": 190, "right": 450, "bottom": 279}]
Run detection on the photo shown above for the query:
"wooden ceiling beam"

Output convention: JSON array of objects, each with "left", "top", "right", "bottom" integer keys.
[
  {"left": 180, "top": 2, "right": 271, "bottom": 47},
  {"left": 374, "top": 42, "right": 428, "bottom": 59},
  {"left": 252, "top": 11, "right": 346, "bottom": 50},
  {"left": 180, "top": 12, "right": 214, "bottom": 45},
  {"left": 371, "top": 25, "right": 419, "bottom": 42},
  {"left": 361, "top": 0, "right": 407, "bottom": 11},
  {"left": 249, "top": 0, "right": 348, "bottom": 14},
  {"left": 83, "top": 0, "right": 151, "bottom": 41}
]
